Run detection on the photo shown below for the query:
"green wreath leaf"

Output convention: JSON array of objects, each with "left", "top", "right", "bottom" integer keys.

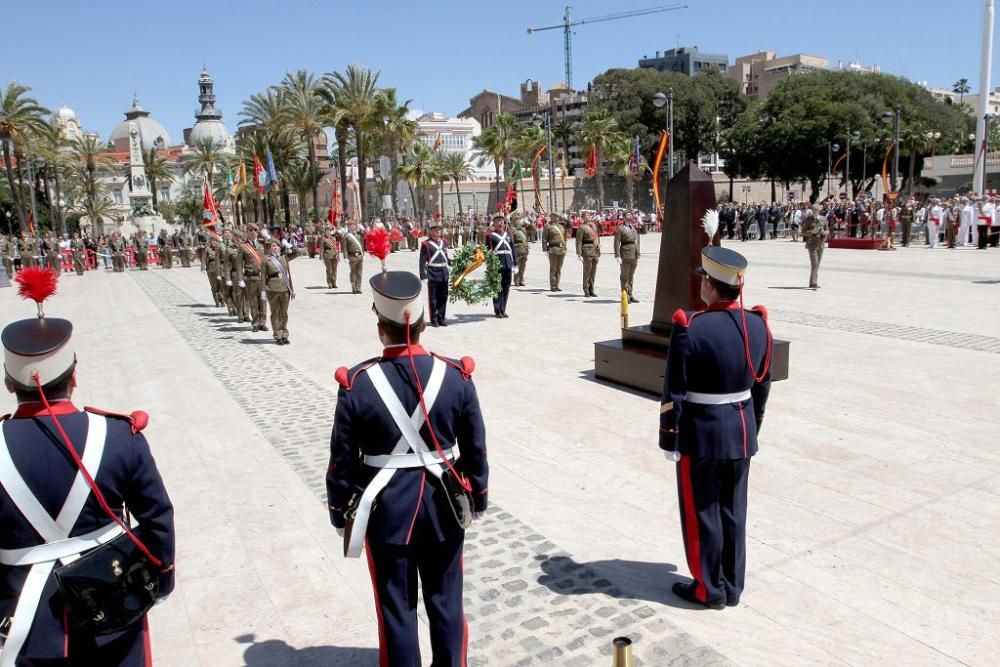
[{"left": 449, "top": 243, "right": 502, "bottom": 305}]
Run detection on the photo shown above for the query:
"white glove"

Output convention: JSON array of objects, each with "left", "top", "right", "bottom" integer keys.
[
  {"left": 577, "top": 255, "right": 582, "bottom": 262},
  {"left": 664, "top": 450, "right": 681, "bottom": 463},
  {"left": 335, "top": 527, "right": 345, "bottom": 537},
  {"left": 473, "top": 512, "right": 486, "bottom": 521},
  {"left": 616, "top": 258, "right": 622, "bottom": 264},
  {"left": 216, "top": 275, "right": 222, "bottom": 280},
  {"left": 260, "top": 292, "right": 267, "bottom": 301},
  {"left": 226, "top": 280, "right": 232, "bottom": 287},
  {"left": 238, "top": 280, "right": 246, "bottom": 288}
]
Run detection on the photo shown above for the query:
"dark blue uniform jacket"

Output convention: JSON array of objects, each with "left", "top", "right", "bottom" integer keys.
[
  {"left": 486, "top": 232, "right": 517, "bottom": 271},
  {"left": 660, "top": 302, "right": 772, "bottom": 459},
  {"left": 418, "top": 239, "right": 451, "bottom": 283},
  {"left": 327, "top": 346, "right": 488, "bottom": 544},
  {"left": 0, "top": 402, "right": 175, "bottom": 660}
]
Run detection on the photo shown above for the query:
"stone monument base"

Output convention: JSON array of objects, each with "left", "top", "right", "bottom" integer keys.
[
  {"left": 131, "top": 214, "right": 167, "bottom": 236},
  {"left": 595, "top": 324, "right": 790, "bottom": 396}
]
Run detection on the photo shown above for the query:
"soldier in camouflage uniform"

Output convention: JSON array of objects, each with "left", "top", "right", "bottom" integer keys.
[{"left": 801, "top": 204, "right": 829, "bottom": 289}]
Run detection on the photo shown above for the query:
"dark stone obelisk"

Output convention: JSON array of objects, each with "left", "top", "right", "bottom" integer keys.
[{"left": 594, "top": 164, "right": 788, "bottom": 394}]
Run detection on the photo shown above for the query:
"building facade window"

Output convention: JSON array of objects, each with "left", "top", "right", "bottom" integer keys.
[
  {"left": 159, "top": 188, "right": 171, "bottom": 203},
  {"left": 113, "top": 190, "right": 123, "bottom": 205}
]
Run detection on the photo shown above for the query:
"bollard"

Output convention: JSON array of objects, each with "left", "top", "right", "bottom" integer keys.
[
  {"left": 620, "top": 289, "right": 629, "bottom": 330},
  {"left": 611, "top": 636, "right": 633, "bottom": 667}
]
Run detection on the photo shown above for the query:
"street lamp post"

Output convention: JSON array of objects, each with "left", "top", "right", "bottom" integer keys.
[
  {"left": 652, "top": 90, "right": 675, "bottom": 177},
  {"left": 827, "top": 142, "right": 840, "bottom": 197},
  {"left": 533, "top": 111, "right": 557, "bottom": 215},
  {"left": 25, "top": 154, "right": 39, "bottom": 232},
  {"left": 741, "top": 184, "right": 752, "bottom": 204},
  {"left": 846, "top": 130, "right": 860, "bottom": 200}
]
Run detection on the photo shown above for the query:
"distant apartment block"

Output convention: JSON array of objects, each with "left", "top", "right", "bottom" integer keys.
[
  {"left": 730, "top": 51, "right": 829, "bottom": 100},
  {"left": 637, "top": 46, "right": 728, "bottom": 76}
]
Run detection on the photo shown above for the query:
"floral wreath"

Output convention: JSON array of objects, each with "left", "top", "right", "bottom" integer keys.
[{"left": 449, "top": 243, "right": 501, "bottom": 305}]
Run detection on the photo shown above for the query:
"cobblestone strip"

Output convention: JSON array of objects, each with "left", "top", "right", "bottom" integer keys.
[
  {"left": 770, "top": 309, "right": 1000, "bottom": 354},
  {"left": 132, "top": 271, "right": 730, "bottom": 666}
]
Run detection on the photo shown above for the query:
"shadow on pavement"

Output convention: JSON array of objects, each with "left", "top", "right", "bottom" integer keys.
[
  {"left": 177, "top": 303, "right": 213, "bottom": 308},
  {"left": 972, "top": 279, "right": 1000, "bottom": 284},
  {"left": 449, "top": 313, "right": 495, "bottom": 323},
  {"left": 238, "top": 635, "right": 378, "bottom": 666},
  {"left": 536, "top": 554, "right": 699, "bottom": 610},
  {"left": 578, "top": 369, "right": 658, "bottom": 401},
  {"left": 239, "top": 338, "right": 277, "bottom": 345},
  {"left": 580, "top": 299, "right": 618, "bottom": 304},
  {"left": 216, "top": 326, "right": 253, "bottom": 333},
  {"left": 767, "top": 286, "right": 813, "bottom": 290}
]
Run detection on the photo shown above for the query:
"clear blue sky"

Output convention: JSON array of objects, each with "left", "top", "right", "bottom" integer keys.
[{"left": 2, "top": 0, "right": 993, "bottom": 143}]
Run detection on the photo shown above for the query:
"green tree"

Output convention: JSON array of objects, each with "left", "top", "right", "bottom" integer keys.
[
  {"left": 397, "top": 142, "right": 435, "bottom": 220},
  {"left": 436, "top": 151, "right": 471, "bottom": 215},
  {"left": 323, "top": 65, "right": 380, "bottom": 223},
  {"left": 373, "top": 88, "right": 419, "bottom": 217},
  {"left": 472, "top": 126, "right": 505, "bottom": 204},
  {"left": 280, "top": 69, "right": 325, "bottom": 219},
  {"left": 182, "top": 137, "right": 228, "bottom": 181},
  {"left": 606, "top": 133, "right": 646, "bottom": 210},
  {"left": 952, "top": 78, "right": 971, "bottom": 103},
  {"left": 283, "top": 158, "right": 319, "bottom": 226},
  {"left": 31, "top": 119, "right": 69, "bottom": 233},
  {"left": 900, "top": 121, "right": 929, "bottom": 195},
  {"left": 551, "top": 119, "right": 575, "bottom": 174},
  {"left": 69, "top": 133, "right": 116, "bottom": 218},
  {"left": 0, "top": 82, "right": 48, "bottom": 231},
  {"left": 578, "top": 109, "right": 619, "bottom": 209},
  {"left": 143, "top": 147, "right": 173, "bottom": 209}
]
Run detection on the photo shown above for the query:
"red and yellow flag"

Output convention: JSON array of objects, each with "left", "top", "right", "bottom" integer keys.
[
  {"left": 433, "top": 133, "right": 442, "bottom": 151},
  {"left": 584, "top": 146, "right": 597, "bottom": 178},
  {"left": 202, "top": 181, "right": 220, "bottom": 228},
  {"left": 651, "top": 131, "right": 670, "bottom": 221},
  {"left": 253, "top": 154, "right": 266, "bottom": 194}
]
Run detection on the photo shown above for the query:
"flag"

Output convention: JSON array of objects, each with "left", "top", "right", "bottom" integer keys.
[
  {"left": 202, "top": 181, "right": 220, "bottom": 228},
  {"left": 433, "top": 133, "right": 442, "bottom": 151},
  {"left": 27, "top": 211, "right": 35, "bottom": 237},
  {"left": 266, "top": 148, "right": 279, "bottom": 191},
  {"left": 651, "top": 131, "right": 669, "bottom": 221},
  {"left": 253, "top": 154, "right": 266, "bottom": 194},
  {"left": 585, "top": 146, "right": 597, "bottom": 178},
  {"left": 508, "top": 159, "right": 525, "bottom": 181},
  {"left": 233, "top": 162, "right": 247, "bottom": 196}
]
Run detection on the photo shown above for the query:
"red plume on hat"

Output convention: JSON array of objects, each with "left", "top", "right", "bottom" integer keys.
[
  {"left": 15, "top": 267, "right": 58, "bottom": 319},
  {"left": 364, "top": 227, "right": 391, "bottom": 272},
  {"left": 388, "top": 227, "right": 403, "bottom": 244}
]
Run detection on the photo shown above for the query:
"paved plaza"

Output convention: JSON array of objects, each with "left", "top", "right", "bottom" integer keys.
[{"left": 2, "top": 235, "right": 999, "bottom": 666}]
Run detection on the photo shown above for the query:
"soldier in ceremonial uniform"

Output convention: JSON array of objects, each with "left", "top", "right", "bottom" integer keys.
[
  {"left": 613, "top": 212, "right": 641, "bottom": 303},
  {"left": 542, "top": 215, "right": 567, "bottom": 292},
  {"left": 109, "top": 232, "right": 126, "bottom": 273},
  {"left": 575, "top": 212, "right": 601, "bottom": 297},
  {"left": 321, "top": 227, "right": 340, "bottom": 289},
  {"left": 342, "top": 222, "right": 365, "bottom": 294},
  {"left": 0, "top": 268, "right": 175, "bottom": 665},
  {"left": 70, "top": 234, "right": 86, "bottom": 276},
  {"left": 240, "top": 226, "right": 267, "bottom": 332},
  {"left": 419, "top": 223, "right": 452, "bottom": 327},
  {"left": 512, "top": 218, "right": 529, "bottom": 287},
  {"left": 204, "top": 236, "right": 224, "bottom": 307},
  {"left": 263, "top": 239, "right": 298, "bottom": 345},
  {"left": 660, "top": 247, "right": 772, "bottom": 610},
  {"left": 327, "top": 270, "right": 488, "bottom": 666},
  {"left": 178, "top": 230, "right": 193, "bottom": 268},
  {"left": 133, "top": 232, "right": 148, "bottom": 271},
  {"left": 486, "top": 216, "right": 516, "bottom": 318},
  {"left": 157, "top": 230, "right": 172, "bottom": 269},
  {"left": 44, "top": 234, "right": 62, "bottom": 274},
  {"left": 19, "top": 233, "right": 36, "bottom": 270},
  {"left": 227, "top": 231, "right": 247, "bottom": 321},
  {"left": 0, "top": 234, "right": 13, "bottom": 277},
  {"left": 801, "top": 204, "right": 829, "bottom": 289}
]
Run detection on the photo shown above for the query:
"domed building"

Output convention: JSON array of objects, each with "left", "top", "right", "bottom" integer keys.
[
  {"left": 185, "top": 67, "right": 235, "bottom": 153},
  {"left": 108, "top": 95, "right": 172, "bottom": 152},
  {"left": 53, "top": 104, "right": 83, "bottom": 143}
]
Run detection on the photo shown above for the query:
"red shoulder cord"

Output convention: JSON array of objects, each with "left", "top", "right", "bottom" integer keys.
[
  {"left": 738, "top": 280, "right": 772, "bottom": 384},
  {"left": 32, "top": 372, "right": 164, "bottom": 569},
  {"left": 404, "top": 315, "right": 473, "bottom": 492}
]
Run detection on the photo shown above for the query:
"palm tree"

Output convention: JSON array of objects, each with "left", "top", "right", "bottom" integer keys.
[
  {"left": 436, "top": 151, "right": 471, "bottom": 215},
  {"left": 472, "top": 127, "right": 504, "bottom": 205},
  {"left": 1, "top": 82, "right": 49, "bottom": 231},
  {"left": 280, "top": 69, "right": 326, "bottom": 220},
  {"left": 182, "top": 137, "right": 227, "bottom": 181},
  {"left": 81, "top": 192, "right": 117, "bottom": 235},
  {"left": 900, "top": 121, "right": 929, "bottom": 195},
  {"left": 70, "top": 133, "right": 116, "bottom": 210},
  {"left": 143, "top": 147, "right": 173, "bottom": 209},
  {"left": 552, "top": 119, "right": 575, "bottom": 175},
  {"left": 578, "top": 109, "right": 619, "bottom": 209},
  {"left": 397, "top": 142, "right": 435, "bottom": 220},
  {"left": 952, "top": 78, "right": 971, "bottom": 103},
  {"left": 606, "top": 133, "right": 645, "bottom": 210},
  {"left": 32, "top": 119, "right": 68, "bottom": 233},
  {"left": 323, "top": 65, "right": 381, "bottom": 223},
  {"left": 283, "top": 159, "right": 319, "bottom": 225},
  {"left": 374, "top": 88, "right": 419, "bottom": 217}
]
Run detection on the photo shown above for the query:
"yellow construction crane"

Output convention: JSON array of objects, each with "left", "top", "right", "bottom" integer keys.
[{"left": 527, "top": 4, "right": 688, "bottom": 89}]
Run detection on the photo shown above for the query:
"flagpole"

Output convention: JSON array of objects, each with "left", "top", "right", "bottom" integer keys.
[{"left": 974, "top": 0, "right": 995, "bottom": 194}]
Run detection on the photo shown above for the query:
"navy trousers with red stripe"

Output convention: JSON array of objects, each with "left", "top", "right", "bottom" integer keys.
[
  {"left": 677, "top": 456, "right": 751, "bottom": 605},
  {"left": 366, "top": 531, "right": 467, "bottom": 667}
]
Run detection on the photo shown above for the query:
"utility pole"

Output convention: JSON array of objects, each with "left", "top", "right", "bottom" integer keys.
[{"left": 974, "top": 0, "right": 995, "bottom": 194}]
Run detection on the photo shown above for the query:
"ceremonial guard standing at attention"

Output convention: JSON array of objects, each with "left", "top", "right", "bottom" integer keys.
[
  {"left": 576, "top": 213, "right": 601, "bottom": 297},
  {"left": 133, "top": 233, "right": 148, "bottom": 271},
  {"left": 660, "top": 247, "right": 772, "bottom": 610},
  {"left": 613, "top": 212, "right": 641, "bottom": 303},
  {"left": 0, "top": 268, "right": 175, "bottom": 665},
  {"left": 485, "top": 216, "right": 516, "bottom": 318},
  {"left": 226, "top": 230, "right": 246, "bottom": 320},
  {"left": 419, "top": 222, "right": 452, "bottom": 327},
  {"left": 109, "top": 233, "right": 126, "bottom": 273},
  {"left": 542, "top": 215, "right": 567, "bottom": 292},
  {"left": 0, "top": 235, "right": 12, "bottom": 276},
  {"left": 342, "top": 223, "right": 365, "bottom": 294},
  {"left": 157, "top": 230, "right": 172, "bottom": 269},
  {"left": 327, "top": 270, "right": 488, "bottom": 666},
  {"left": 801, "top": 204, "right": 829, "bottom": 289},
  {"left": 322, "top": 227, "right": 340, "bottom": 289},
  {"left": 178, "top": 230, "right": 193, "bottom": 268},
  {"left": 19, "top": 233, "right": 36, "bottom": 270},
  {"left": 70, "top": 234, "right": 86, "bottom": 276},
  {"left": 240, "top": 226, "right": 267, "bottom": 332},
  {"left": 512, "top": 218, "right": 529, "bottom": 287},
  {"left": 44, "top": 235, "right": 62, "bottom": 274},
  {"left": 263, "top": 239, "right": 298, "bottom": 345}
]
